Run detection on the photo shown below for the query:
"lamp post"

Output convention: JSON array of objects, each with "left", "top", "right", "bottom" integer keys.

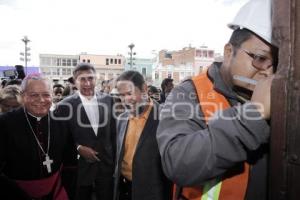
[
  {"left": 128, "top": 43, "right": 136, "bottom": 69},
  {"left": 21, "top": 36, "right": 31, "bottom": 75}
]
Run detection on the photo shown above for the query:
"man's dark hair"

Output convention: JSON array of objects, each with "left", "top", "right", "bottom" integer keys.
[
  {"left": 67, "top": 77, "right": 74, "bottom": 84},
  {"left": 229, "top": 28, "right": 279, "bottom": 72},
  {"left": 161, "top": 78, "right": 173, "bottom": 93},
  {"left": 5, "top": 79, "right": 22, "bottom": 86},
  {"left": 117, "top": 70, "right": 145, "bottom": 91},
  {"left": 1, "top": 80, "right": 7, "bottom": 88},
  {"left": 53, "top": 83, "right": 64, "bottom": 89},
  {"left": 228, "top": 28, "right": 253, "bottom": 55},
  {"left": 148, "top": 85, "right": 159, "bottom": 93},
  {"left": 73, "top": 63, "right": 95, "bottom": 78},
  {"left": 101, "top": 80, "right": 109, "bottom": 86},
  {"left": 15, "top": 65, "right": 26, "bottom": 80}
]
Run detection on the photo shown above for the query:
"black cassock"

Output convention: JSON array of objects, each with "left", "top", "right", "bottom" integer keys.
[{"left": 0, "top": 107, "right": 76, "bottom": 199}]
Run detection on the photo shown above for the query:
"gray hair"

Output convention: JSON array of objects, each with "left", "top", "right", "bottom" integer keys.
[{"left": 21, "top": 73, "right": 51, "bottom": 92}]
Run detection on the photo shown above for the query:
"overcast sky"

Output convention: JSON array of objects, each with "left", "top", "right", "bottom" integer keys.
[{"left": 0, "top": 0, "right": 248, "bottom": 66}]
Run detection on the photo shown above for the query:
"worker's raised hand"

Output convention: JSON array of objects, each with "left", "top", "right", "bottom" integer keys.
[
  {"left": 251, "top": 75, "right": 274, "bottom": 120},
  {"left": 78, "top": 145, "right": 100, "bottom": 163}
]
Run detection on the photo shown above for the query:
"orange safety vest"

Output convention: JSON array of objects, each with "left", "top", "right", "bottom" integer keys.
[{"left": 174, "top": 71, "right": 250, "bottom": 200}]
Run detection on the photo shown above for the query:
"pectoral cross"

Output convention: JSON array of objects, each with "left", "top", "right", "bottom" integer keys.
[{"left": 43, "top": 154, "right": 53, "bottom": 173}]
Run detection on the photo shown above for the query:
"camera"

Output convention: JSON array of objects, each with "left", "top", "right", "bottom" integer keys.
[
  {"left": 3, "top": 69, "right": 17, "bottom": 79},
  {"left": 2, "top": 65, "right": 26, "bottom": 80}
]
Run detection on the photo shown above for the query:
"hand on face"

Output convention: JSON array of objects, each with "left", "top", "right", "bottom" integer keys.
[
  {"left": 250, "top": 75, "right": 274, "bottom": 120},
  {"left": 226, "top": 35, "right": 274, "bottom": 92}
]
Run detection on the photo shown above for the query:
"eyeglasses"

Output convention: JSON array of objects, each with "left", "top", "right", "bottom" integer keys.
[{"left": 241, "top": 49, "right": 273, "bottom": 70}]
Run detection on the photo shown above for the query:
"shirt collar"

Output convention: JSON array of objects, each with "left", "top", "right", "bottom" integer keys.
[{"left": 78, "top": 91, "right": 97, "bottom": 102}]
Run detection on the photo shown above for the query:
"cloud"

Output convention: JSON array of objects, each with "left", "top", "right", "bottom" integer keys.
[
  {"left": 0, "top": 0, "right": 16, "bottom": 6},
  {"left": 214, "top": 0, "right": 248, "bottom": 6}
]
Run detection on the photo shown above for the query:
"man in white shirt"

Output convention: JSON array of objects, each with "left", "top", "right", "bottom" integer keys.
[{"left": 55, "top": 63, "right": 116, "bottom": 200}]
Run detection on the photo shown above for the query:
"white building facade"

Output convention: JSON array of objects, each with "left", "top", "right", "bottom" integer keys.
[
  {"left": 39, "top": 53, "right": 126, "bottom": 84},
  {"left": 39, "top": 54, "right": 79, "bottom": 84}
]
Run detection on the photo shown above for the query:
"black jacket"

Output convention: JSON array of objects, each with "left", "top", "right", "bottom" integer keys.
[
  {"left": 55, "top": 92, "right": 116, "bottom": 186},
  {"left": 113, "top": 101, "right": 172, "bottom": 200}
]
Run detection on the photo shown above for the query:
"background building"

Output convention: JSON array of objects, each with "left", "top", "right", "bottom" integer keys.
[
  {"left": 39, "top": 53, "right": 126, "bottom": 85},
  {"left": 152, "top": 46, "right": 216, "bottom": 86},
  {"left": 39, "top": 54, "right": 79, "bottom": 84},
  {"left": 125, "top": 57, "right": 154, "bottom": 84},
  {"left": 79, "top": 53, "right": 125, "bottom": 81}
]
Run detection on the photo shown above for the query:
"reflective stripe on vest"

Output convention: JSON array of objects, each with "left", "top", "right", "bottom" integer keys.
[
  {"left": 174, "top": 71, "right": 249, "bottom": 200},
  {"left": 202, "top": 178, "right": 222, "bottom": 200}
]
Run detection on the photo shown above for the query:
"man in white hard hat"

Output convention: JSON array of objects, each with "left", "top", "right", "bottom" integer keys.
[{"left": 156, "top": 0, "right": 278, "bottom": 199}]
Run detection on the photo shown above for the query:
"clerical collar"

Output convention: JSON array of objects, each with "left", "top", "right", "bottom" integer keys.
[{"left": 27, "top": 111, "right": 43, "bottom": 121}]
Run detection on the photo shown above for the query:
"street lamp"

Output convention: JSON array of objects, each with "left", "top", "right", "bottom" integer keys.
[
  {"left": 20, "top": 36, "right": 31, "bottom": 75},
  {"left": 128, "top": 43, "right": 136, "bottom": 69}
]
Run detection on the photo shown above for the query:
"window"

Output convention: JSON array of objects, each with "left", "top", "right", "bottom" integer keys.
[
  {"left": 57, "top": 58, "right": 61, "bottom": 66},
  {"left": 87, "top": 59, "right": 90, "bottom": 63},
  {"left": 165, "top": 53, "right": 172, "bottom": 59},
  {"left": 72, "top": 59, "right": 77, "bottom": 66},
  {"left": 82, "top": 59, "right": 86, "bottom": 63},
  {"left": 202, "top": 51, "right": 208, "bottom": 58},
  {"left": 110, "top": 58, "right": 113, "bottom": 64},
  {"left": 155, "top": 72, "right": 159, "bottom": 80},
  {"left": 62, "top": 59, "right": 67, "bottom": 66},
  {"left": 106, "top": 58, "right": 109, "bottom": 65},
  {"left": 67, "top": 59, "right": 71, "bottom": 66},
  {"left": 67, "top": 69, "right": 72, "bottom": 75},
  {"left": 142, "top": 68, "right": 146, "bottom": 76},
  {"left": 196, "top": 50, "right": 202, "bottom": 57},
  {"left": 62, "top": 68, "right": 67, "bottom": 75},
  {"left": 208, "top": 51, "right": 214, "bottom": 58},
  {"left": 114, "top": 59, "right": 117, "bottom": 64},
  {"left": 118, "top": 59, "right": 121, "bottom": 64}
]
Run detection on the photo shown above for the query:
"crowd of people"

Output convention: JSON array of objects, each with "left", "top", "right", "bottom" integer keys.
[{"left": 0, "top": 0, "right": 279, "bottom": 199}]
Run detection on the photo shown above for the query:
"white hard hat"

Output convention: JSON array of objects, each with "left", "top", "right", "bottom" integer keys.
[{"left": 228, "top": 0, "right": 272, "bottom": 44}]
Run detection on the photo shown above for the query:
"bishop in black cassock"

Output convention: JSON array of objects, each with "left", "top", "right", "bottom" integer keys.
[
  {"left": 0, "top": 107, "right": 76, "bottom": 200},
  {"left": 0, "top": 73, "right": 78, "bottom": 200}
]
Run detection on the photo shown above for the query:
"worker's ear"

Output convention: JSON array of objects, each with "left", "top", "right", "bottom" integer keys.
[
  {"left": 224, "top": 43, "right": 234, "bottom": 60},
  {"left": 223, "top": 43, "right": 235, "bottom": 66}
]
